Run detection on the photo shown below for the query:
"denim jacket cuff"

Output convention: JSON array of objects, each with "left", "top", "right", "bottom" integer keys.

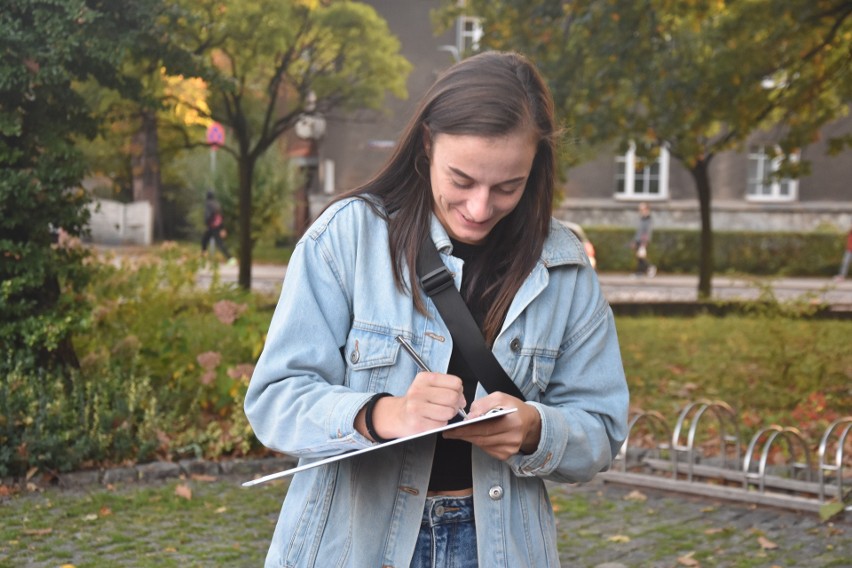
[
  {"left": 332, "top": 392, "right": 378, "bottom": 450},
  {"left": 507, "top": 403, "right": 559, "bottom": 476}
]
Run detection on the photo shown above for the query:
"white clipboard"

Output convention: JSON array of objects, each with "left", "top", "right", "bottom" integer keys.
[{"left": 242, "top": 406, "right": 517, "bottom": 487}]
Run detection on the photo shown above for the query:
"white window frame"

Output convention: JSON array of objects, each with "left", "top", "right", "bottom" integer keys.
[
  {"left": 457, "top": 15, "right": 483, "bottom": 55},
  {"left": 746, "top": 145, "right": 798, "bottom": 202},
  {"left": 615, "top": 143, "right": 669, "bottom": 200}
]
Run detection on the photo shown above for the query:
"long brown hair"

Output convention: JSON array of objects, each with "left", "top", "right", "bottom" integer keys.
[{"left": 335, "top": 51, "right": 557, "bottom": 344}]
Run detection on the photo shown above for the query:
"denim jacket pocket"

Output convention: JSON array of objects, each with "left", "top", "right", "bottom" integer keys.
[
  {"left": 513, "top": 350, "right": 557, "bottom": 401},
  {"left": 343, "top": 326, "right": 398, "bottom": 392}
]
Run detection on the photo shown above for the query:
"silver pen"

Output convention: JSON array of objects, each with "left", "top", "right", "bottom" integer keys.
[{"left": 395, "top": 335, "right": 467, "bottom": 419}]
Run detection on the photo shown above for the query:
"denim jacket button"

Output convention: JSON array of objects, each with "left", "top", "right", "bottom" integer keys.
[
  {"left": 510, "top": 338, "right": 522, "bottom": 353},
  {"left": 488, "top": 485, "right": 504, "bottom": 500},
  {"left": 349, "top": 349, "right": 359, "bottom": 364}
]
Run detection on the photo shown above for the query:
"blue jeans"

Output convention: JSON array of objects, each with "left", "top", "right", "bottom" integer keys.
[{"left": 410, "top": 495, "right": 477, "bottom": 568}]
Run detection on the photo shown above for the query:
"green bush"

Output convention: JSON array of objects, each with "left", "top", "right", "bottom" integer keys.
[
  {"left": 0, "top": 244, "right": 274, "bottom": 478},
  {"left": 0, "top": 352, "right": 161, "bottom": 477},
  {"left": 586, "top": 227, "right": 843, "bottom": 275}
]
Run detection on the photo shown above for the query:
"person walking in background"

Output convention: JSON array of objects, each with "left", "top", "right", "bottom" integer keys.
[
  {"left": 632, "top": 201, "right": 656, "bottom": 277},
  {"left": 244, "top": 51, "right": 628, "bottom": 568},
  {"left": 834, "top": 225, "right": 852, "bottom": 281},
  {"left": 201, "top": 190, "right": 235, "bottom": 265}
]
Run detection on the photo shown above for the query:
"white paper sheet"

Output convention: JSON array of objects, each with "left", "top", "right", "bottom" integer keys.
[{"left": 242, "top": 406, "right": 518, "bottom": 487}]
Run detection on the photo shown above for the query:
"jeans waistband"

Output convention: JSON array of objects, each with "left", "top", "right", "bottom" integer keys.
[{"left": 421, "top": 495, "right": 474, "bottom": 527}]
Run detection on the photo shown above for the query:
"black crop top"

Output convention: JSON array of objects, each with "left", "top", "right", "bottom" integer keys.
[{"left": 427, "top": 238, "right": 498, "bottom": 492}]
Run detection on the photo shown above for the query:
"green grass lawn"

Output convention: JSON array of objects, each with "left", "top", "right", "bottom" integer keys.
[{"left": 615, "top": 314, "right": 851, "bottom": 443}]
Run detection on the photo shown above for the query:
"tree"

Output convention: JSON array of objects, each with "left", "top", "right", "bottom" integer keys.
[
  {"left": 438, "top": 0, "right": 852, "bottom": 298},
  {"left": 176, "top": 0, "right": 411, "bottom": 289},
  {"left": 0, "top": 0, "right": 200, "bottom": 379}
]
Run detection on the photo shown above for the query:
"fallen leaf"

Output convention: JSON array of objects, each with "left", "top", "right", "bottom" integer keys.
[
  {"left": 624, "top": 490, "right": 647, "bottom": 502},
  {"left": 59, "top": 565, "right": 75, "bottom": 568},
  {"left": 700, "top": 506, "right": 717, "bottom": 513},
  {"left": 83, "top": 513, "right": 98, "bottom": 522},
  {"left": 175, "top": 483, "right": 192, "bottom": 500},
  {"left": 163, "top": 546, "right": 177, "bottom": 553},
  {"left": 22, "top": 528, "right": 53, "bottom": 536},
  {"left": 704, "top": 527, "right": 724, "bottom": 535},
  {"left": 190, "top": 473, "right": 217, "bottom": 482},
  {"left": 25, "top": 467, "right": 38, "bottom": 481},
  {"left": 99, "top": 506, "right": 112, "bottom": 517},
  {"left": 677, "top": 551, "right": 700, "bottom": 566},
  {"left": 215, "top": 506, "right": 228, "bottom": 513},
  {"left": 758, "top": 536, "right": 778, "bottom": 550},
  {"left": 607, "top": 534, "right": 631, "bottom": 543}
]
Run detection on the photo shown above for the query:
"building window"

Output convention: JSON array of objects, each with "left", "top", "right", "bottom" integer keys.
[
  {"left": 746, "top": 145, "right": 798, "bottom": 201},
  {"left": 615, "top": 144, "right": 669, "bottom": 199},
  {"left": 457, "top": 16, "right": 482, "bottom": 54}
]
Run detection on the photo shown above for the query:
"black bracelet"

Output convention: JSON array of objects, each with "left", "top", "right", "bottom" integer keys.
[{"left": 365, "top": 392, "right": 395, "bottom": 443}]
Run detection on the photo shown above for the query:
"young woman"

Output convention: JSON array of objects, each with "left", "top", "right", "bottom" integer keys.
[{"left": 245, "top": 51, "right": 629, "bottom": 568}]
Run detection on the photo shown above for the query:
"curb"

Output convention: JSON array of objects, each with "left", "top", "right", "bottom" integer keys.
[{"left": 2, "top": 456, "right": 298, "bottom": 492}]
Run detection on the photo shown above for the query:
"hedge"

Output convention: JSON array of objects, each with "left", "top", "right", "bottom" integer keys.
[{"left": 586, "top": 228, "right": 845, "bottom": 276}]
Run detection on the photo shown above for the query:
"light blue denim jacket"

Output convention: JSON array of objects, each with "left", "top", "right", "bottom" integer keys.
[{"left": 245, "top": 197, "right": 629, "bottom": 568}]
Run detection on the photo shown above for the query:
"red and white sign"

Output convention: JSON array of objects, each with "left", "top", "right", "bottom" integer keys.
[{"left": 206, "top": 122, "right": 225, "bottom": 148}]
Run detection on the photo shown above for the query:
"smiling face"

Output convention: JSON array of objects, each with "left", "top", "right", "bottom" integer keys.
[{"left": 428, "top": 130, "right": 537, "bottom": 245}]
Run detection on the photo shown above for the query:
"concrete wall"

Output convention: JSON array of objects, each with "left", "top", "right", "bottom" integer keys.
[
  {"left": 87, "top": 198, "right": 153, "bottom": 245},
  {"left": 556, "top": 198, "right": 852, "bottom": 233}
]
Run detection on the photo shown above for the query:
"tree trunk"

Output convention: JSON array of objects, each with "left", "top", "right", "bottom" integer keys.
[
  {"left": 237, "top": 157, "right": 254, "bottom": 290},
  {"left": 691, "top": 159, "right": 714, "bottom": 299},
  {"left": 130, "top": 108, "right": 163, "bottom": 240},
  {"left": 294, "top": 166, "right": 314, "bottom": 239}
]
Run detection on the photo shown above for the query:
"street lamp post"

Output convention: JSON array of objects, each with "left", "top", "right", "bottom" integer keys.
[{"left": 293, "top": 92, "right": 326, "bottom": 239}]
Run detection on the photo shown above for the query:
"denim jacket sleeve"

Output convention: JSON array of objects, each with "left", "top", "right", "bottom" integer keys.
[
  {"left": 503, "top": 235, "right": 629, "bottom": 483},
  {"left": 244, "top": 202, "right": 378, "bottom": 459}
]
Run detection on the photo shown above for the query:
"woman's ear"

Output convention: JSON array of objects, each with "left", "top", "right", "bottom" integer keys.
[{"left": 421, "top": 125, "right": 432, "bottom": 158}]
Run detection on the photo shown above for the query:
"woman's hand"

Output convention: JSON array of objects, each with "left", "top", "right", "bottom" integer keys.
[
  {"left": 443, "top": 392, "right": 542, "bottom": 461},
  {"left": 355, "top": 372, "right": 466, "bottom": 441}
]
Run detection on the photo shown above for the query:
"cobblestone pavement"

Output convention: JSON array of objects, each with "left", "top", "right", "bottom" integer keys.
[
  {"left": 3, "top": 458, "right": 848, "bottom": 567},
  {"left": 550, "top": 478, "right": 849, "bottom": 567}
]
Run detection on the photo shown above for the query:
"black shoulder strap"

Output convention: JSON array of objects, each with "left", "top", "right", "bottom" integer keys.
[{"left": 416, "top": 237, "right": 525, "bottom": 401}]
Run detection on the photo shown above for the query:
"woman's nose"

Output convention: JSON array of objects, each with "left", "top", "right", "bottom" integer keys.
[{"left": 466, "top": 187, "right": 492, "bottom": 221}]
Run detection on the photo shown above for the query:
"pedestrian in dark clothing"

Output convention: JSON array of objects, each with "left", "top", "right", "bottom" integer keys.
[{"left": 201, "top": 191, "right": 234, "bottom": 264}]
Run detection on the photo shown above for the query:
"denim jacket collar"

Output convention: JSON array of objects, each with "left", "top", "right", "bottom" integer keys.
[{"left": 427, "top": 214, "right": 587, "bottom": 270}]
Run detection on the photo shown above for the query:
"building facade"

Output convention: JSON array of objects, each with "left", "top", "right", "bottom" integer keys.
[{"left": 311, "top": 0, "right": 852, "bottom": 233}]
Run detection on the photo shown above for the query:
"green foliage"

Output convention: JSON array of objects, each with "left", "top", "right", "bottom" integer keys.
[
  {"left": 441, "top": 0, "right": 852, "bottom": 297},
  {"left": 1, "top": 243, "right": 274, "bottom": 477},
  {"left": 173, "top": 0, "right": 412, "bottom": 287},
  {"left": 0, "top": 351, "right": 162, "bottom": 477},
  {"left": 617, "top": 314, "right": 852, "bottom": 444},
  {"left": 0, "top": 0, "right": 171, "bottom": 380},
  {"left": 587, "top": 227, "right": 844, "bottom": 276},
  {"left": 176, "top": 147, "right": 300, "bottom": 248}
]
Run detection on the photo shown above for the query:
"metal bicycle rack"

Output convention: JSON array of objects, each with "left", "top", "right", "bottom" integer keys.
[
  {"left": 671, "top": 399, "right": 741, "bottom": 481},
  {"left": 602, "top": 399, "right": 852, "bottom": 513},
  {"left": 616, "top": 410, "right": 672, "bottom": 473}
]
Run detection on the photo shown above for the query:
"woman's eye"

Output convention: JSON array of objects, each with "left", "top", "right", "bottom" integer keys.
[
  {"left": 451, "top": 179, "right": 474, "bottom": 189},
  {"left": 496, "top": 185, "right": 521, "bottom": 195}
]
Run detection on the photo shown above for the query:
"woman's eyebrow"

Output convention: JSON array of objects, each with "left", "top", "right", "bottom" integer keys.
[{"left": 447, "top": 165, "right": 526, "bottom": 186}]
